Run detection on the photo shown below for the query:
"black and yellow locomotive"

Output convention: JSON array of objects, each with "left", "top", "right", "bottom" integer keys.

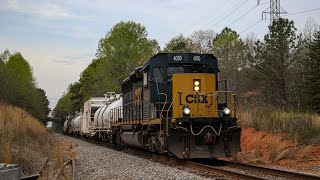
[{"left": 111, "top": 53, "right": 241, "bottom": 159}]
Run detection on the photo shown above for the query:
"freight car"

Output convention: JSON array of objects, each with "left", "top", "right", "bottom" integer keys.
[{"left": 66, "top": 53, "right": 241, "bottom": 159}]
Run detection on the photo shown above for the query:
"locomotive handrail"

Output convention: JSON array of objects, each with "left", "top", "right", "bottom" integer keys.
[
  {"left": 164, "top": 92, "right": 180, "bottom": 136},
  {"left": 159, "top": 93, "right": 168, "bottom": 135}
]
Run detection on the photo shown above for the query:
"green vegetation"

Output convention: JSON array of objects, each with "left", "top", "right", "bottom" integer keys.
[
  {"left": 212, "top": 27, "right": 249, "bottom": 92},
  {"left": 252, "top": 19, "right": 302, "bottom": 108},
  {"left": 51, "top": 93, "right": 73, "bottom": 118},
  {"left": 305, "top": 30, "right": 320, "bottom": 113},
  {"left": 163, "top": 34, "right": 194, "bottom": 52},
  {"left": 0, "top": 51, "right": 50, "bottom": 123}
]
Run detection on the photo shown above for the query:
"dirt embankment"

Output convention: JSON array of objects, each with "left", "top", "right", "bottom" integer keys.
[
  {"left": 0, "top": 103, "right": 74, "bottom": 179},
  {"left": 235, "top": 128, "right": 320, "bottom": 174}
]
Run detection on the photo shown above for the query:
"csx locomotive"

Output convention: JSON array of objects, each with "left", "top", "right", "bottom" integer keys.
[{"left": 64, "top": 53, "right": 241, "bottom": 159}]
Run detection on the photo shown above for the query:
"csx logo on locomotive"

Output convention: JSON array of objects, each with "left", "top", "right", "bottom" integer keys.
[{"left": 186, "top": 94, "right": 208, "bottom": 103}]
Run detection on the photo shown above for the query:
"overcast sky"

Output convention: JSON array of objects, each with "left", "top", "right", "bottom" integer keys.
[{"left": 0, "top": 0, "right": 319, "bottom": 109}]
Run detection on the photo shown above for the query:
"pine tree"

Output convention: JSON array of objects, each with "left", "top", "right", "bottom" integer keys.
[
  {"left": 253, "top": 18, "right": 299, "bottom": 108},
  {"left": 212, "top": 27, "right": 248, "bottom": 93},
  {"left": 306, "top": 29, "right": 320, "bottom": 113}
]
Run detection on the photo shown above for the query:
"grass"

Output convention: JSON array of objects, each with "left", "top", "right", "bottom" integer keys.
[
  {"left": 238, "top": 104, "right": 320, "bottom": 144},
  {"left": 0, "top": 102, "right": 68, "bottom": 177}
]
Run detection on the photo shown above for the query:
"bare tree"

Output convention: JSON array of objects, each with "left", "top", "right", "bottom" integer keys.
[
  {"left": 303, "top": 17, "right": 319, "bottom": 42},
  {"left": 190, "top": 29, "right": 216, "bottom": 53}
]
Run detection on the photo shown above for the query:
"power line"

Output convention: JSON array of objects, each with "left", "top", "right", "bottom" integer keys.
[
  {"left": 239, "top": 7, "right": 320, "bottom": 35},
  {"left": 226, "top": 4, "right": 260, "bottom": 28},
  {"left": 202, "top": 0, "right": 238, "bottom": 27},
  {"left": 283, "top": 7, "right": 320, "bottom": 16},
  {"left": 207, "top": 0, "right": 249, "bottom": 30},
  {"left": 239, "top": 19, "right": 263, "bottom": 34},
  {"left": 185, "top": 0, "right": 247, "bottom": 36}
]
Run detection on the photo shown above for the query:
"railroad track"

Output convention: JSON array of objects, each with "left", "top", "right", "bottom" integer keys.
[
  {"left": 121, "top": 148, "right": 320, "bottom": 179},
  {"left": 189, "top": 159, "right": 320, "bottom": 180},
  {"left": 222, "top": 161, "right": 320, "bottom": 180},
  {"left": 185, "top": 161, "right": 264, "bottom": 180},
  {"left": 71, "top": 158, "right": 77, "bottom": 180},
  {"left": 61, "top": 134, "right": 320, "bottom": 179}
]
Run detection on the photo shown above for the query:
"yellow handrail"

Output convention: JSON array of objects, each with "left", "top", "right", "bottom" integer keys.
[
  {"left": 159, "top": 93, "right": 167, "bottom": 135},
  {"left": 164, "top": 92, "right": 180, "bottom": 136}
]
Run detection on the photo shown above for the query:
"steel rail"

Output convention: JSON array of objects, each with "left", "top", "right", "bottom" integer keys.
[
  {"left": 72, "top": 159, "right": 78, "bottom": 180},
  {"left": 21, "top": 174, "right": 40, "bottom": 180},
  {"left": 186, "top": 161, "right": 266, "bottom": 180},
  {"left": 223, "top": 161, "right": 320, "bottom": 180}
]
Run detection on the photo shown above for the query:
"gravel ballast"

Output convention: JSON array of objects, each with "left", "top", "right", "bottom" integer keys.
[{"left": 55, "top": 134, "right": 215, "bottom": 180}]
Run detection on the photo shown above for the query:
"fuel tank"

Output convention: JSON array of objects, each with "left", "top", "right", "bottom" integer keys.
[{"left": 121, "top": 131, "right": 143, "bottom": 148}]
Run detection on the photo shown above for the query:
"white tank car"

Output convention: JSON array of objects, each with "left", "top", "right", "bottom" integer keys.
[
  {"left": 70, "top": 115, "right": 81, "bottom": 133},
  {"left": 94, "top": 96, "right": 122, "bottom": 133},
  {"left": 63, "top": 120, "right": 68, "bottom": 133},
  {"left": 93, "top": 106, "right": 108, "bottom": 129}
]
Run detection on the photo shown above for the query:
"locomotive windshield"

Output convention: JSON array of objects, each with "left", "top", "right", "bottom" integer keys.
[
  {"left": 167, "top": 66, "right": 183, "bottom": 77},
  {"left": 166, "top": 64, "right": 217, "bottom": 77}
]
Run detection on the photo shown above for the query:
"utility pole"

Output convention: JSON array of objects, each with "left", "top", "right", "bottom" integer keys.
[{"left": 261, "top": 0, "right": 287, "bottom": 25}]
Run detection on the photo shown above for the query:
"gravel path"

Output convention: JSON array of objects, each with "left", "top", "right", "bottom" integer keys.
[{"left": 55, "top": 134, "right": 217, "bottom": 180}]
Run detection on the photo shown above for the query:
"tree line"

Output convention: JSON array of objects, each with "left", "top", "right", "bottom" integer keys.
[
  {"left": 53, "top": 18, "right": 320, "bottom": 117},
  {"left": 0, "top": 50, "right": 50, "bottom": 123}
]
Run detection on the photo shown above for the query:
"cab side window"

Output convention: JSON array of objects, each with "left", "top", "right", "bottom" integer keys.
[{"left": 153, "top": 67, "right": 164, "bottom": 83}]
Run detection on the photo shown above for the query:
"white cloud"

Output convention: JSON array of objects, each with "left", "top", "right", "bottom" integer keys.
[
  {"left": 4, "top": 0, "right": 95, "bottom": 20},
  {"left": 52, "top": 53, "right": 93, "bottom": 65}
]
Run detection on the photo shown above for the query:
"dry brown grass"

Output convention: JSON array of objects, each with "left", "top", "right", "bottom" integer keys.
[
  {"left": 0, "top": 102, "right": 71, "bottom": 179},
  {"left": 238, "top": 105, "right": 320, "bottom": 144},
  {"left": 234, "top": 105, "right": 320, "bottom": 168},
  {"left": 233, "top": 127, "right": 314, "bottom": 164}
]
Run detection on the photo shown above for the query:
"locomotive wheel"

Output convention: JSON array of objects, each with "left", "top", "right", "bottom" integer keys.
[
  {"left": 156, "top": 140, "right": 164, "bottom": 154},
  {"left": 116, "top": 129, "right": 126, "bottom": 147},
  {"left": 167, "top": 151, "right": 174, "bottom": 157},
  {"left": 148, "top": 136, "right": 156, "bottom": 153}
]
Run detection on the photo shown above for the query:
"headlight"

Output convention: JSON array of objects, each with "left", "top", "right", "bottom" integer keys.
[
  {"left": 193, "top": 79, "right": 200, "bottom": 91},
  {"left": 183, "top": 107, "right": 190, "bottom": 115},
  {"left": 223, "top": 108, "right": 230, "bottom": 115}
]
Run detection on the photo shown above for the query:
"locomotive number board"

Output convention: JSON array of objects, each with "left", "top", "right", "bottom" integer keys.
[{"left": 170, "top": 54, "right": 202, "bottom": 63}]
